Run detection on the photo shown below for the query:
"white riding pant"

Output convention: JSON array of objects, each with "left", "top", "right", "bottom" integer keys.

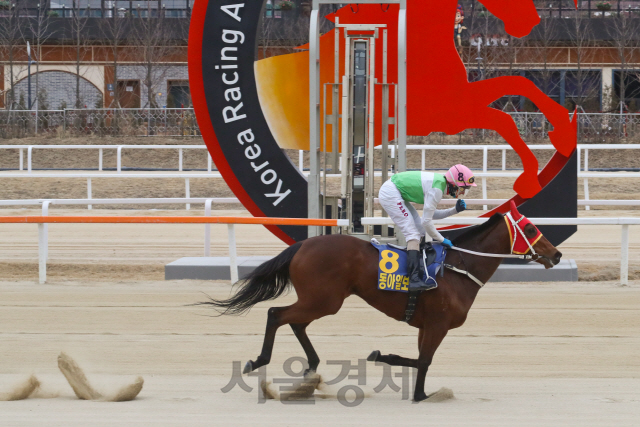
[{"left": 378, "top": 180, "right": 425, "bottom": 243}]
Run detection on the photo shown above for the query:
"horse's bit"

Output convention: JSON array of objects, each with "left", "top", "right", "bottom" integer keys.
[{"left": 444, "top": 213, "right": 539, "bottom": 288}]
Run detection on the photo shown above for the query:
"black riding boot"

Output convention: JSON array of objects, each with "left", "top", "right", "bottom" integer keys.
[
  {"left": 404, "top": 250, "right": 436, "bottom": 323},
  {"left": 407, "top": 250, "right": 436, "bottom": 291}
]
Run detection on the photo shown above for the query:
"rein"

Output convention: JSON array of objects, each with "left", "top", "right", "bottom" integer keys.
[{"left": 443, "top": 213, "right": 538, "bottom": 288}]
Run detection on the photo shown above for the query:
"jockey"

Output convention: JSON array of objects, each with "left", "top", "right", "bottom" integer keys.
[{"left": 378, "top": 164, "right": 476, "bottom": 292}]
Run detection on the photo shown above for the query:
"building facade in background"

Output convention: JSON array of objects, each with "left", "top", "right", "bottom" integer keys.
[{"left": 2, "top": 0, "right": 640, "bottom": 113}]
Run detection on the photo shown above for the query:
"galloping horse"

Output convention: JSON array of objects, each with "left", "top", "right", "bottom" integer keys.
[
  {"left": 204, "top": 202, "right": 562, "bottom": 402},
  {"left": 330, "top": 0, "right": 578, "bottom": 198}
]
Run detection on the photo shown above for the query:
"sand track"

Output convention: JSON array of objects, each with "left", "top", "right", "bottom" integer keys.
[{"left": 0, "top": 279, "right": 639, "bottom": 426}]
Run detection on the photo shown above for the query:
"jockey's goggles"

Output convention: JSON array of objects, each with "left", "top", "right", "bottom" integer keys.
[{"left": 450, "top": 185, "right": 471, "bottom": 199}]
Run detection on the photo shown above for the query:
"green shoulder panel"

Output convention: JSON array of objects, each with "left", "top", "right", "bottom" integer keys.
[
  {"left": 390, "top": 171, "right": 424, "bottom": 203},
  {"left": 432, "top": 173, "right": 447, "bottom": 193}
]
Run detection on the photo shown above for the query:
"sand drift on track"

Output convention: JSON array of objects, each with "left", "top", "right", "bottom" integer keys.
[{"left": 0, "top": 353, "right": 143, "bottom": 402}]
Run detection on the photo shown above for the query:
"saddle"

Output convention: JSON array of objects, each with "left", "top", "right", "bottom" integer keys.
[{"left": 370, "top": 239, "right": 447, "bottom": 293}]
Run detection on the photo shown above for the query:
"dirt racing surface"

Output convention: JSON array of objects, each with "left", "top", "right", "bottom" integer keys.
[
  {"left": 1, "top": 137, "right": 639, "bottom": 424},
  {"left": 1, "top": 279, "right": 639, "bottom": 426}
]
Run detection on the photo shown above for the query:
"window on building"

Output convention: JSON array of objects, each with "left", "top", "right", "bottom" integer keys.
[
  {"left": 565, "top": 70, "right": 601, "bottom": 112},
  {"left": 614, "top": 70, "right": 640, "bottom": 112},
  {"left": 167, "top": 81, "right": 191, "bottom": 108}
]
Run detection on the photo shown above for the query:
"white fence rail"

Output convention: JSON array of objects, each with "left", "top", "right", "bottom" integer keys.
[
  {"left": 2, "top": 143, "right": 640, "bottom": 209},
  {"left": 362, "top": 216, "right": 638, "bottom": 285}
]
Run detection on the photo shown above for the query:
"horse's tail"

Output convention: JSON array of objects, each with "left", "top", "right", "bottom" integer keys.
[{"left": 201, "top": 242, "right": 303, "bottom": 316}]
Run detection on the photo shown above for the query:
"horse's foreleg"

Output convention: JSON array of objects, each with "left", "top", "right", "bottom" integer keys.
[
  {"left": 366, "top": 350, "right": 418, "bottom": 368},
  {"left": 243, "top": 306, "right": 286, "bottom": 374},
  {"left": 413, "top": 327, "right": 448, "bottom": 402},
  {"left": 290, "top": 322, "right": 320, "bottom": 374},
  {"left": 472, "top": 77, "right": 577, "bottom": 157},
  {"left": 469, "top": 109, "right": 541, "bottom": 198}
]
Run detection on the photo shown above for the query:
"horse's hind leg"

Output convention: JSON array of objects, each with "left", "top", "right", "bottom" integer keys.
[
  {"left": 291, "top": 322, "right": 320, "bottom": 374},
  {"left": 244, "top": 299, "right": 342, "bottom": 375},
  {"left": 243, "top": 306, "right": 286, "bottom": 374}
]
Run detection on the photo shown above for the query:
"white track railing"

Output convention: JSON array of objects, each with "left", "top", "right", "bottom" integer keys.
[
  {"left": 362, "top": 216, "right": 639, "bottom": 285},
  {"left": 2, "top": 143, "right": 640, "bottom": 209},
  {"left": 3, "top": 214, "right": 348, "bottom": 284}
]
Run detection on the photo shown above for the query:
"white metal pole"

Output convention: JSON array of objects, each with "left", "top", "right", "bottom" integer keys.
[
  {"left": 19, "top": 148, "right": 24, "bottom": 171},
  {"left": 584, "top": 148, "right": 590, "bottom": 210},
  {"left": 38, "top": 200, "right": 51, "bottom": 284},
  {"left": 185, "top": 178, "right": 190, "bottom": 210},
  {"left": 482, "top": 147, "right": 488, "bottom": 210},
  {"left": 308, "top": 3, "right": 321, "bottom": 237},
  {"left": 397, "top": 2, "right": 407, "bottom": 172},
  {"left": 87, "top": 178, "right": 92, "bottom": 210},
  {"left": 621, "top": 224, "right": 629, "bottom": 286},
  {"left": 99, "top": 148, "right": 103, "bottom": 171},
  {"left": 179, "top": 148, "right": 183, "bottom": 172},
  {"left": 502, "top": 149, "right": 506, "bottom": 171},
  {"left": 228, "top": 224, "right": 238, "bottom": 283},
  {"left": 208, "top": 154, "right": 212, "bottom": 173},
  {"left": 117, "top": 146, "right": 122, "bottom": 172},
  {"left": 421, "top": 150, "right": 425, "bottom": 171},
  {"left": 299, "top": 150, "right": 304, "bottom": 172},
  {"left": 28, "top": 146, "right": 33, "bottom": 173},
  {"left": 576, "top": 146, "right": 581, "bottom": 175},
  {"left": 204, "top": 199, "right": 212, "bottom": 256}
]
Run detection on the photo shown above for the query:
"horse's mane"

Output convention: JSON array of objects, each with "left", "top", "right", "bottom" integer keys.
[{"left": 452, "top": 213, "right": 504, "bottom": 245}]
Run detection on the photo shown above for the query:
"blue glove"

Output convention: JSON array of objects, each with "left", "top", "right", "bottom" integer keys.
[
  {"left": 455, "top": 199, "right": 467, "bottom": 213},
  {"left": 442, "top": 239, "right": 454, "bottom": 248}
]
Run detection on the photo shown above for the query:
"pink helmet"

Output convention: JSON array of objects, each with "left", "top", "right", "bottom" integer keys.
[{"left": 446, "top": 164, "right": 477, "bottom": 188}]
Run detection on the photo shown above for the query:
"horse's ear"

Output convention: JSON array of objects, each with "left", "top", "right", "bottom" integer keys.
[{"left": 509, "top": 200, "right": 522, "bottom": 220}]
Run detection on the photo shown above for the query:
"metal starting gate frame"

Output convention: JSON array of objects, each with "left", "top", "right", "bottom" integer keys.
[{"left": 308, "top": 0, "right": 407, "bottom": 239}]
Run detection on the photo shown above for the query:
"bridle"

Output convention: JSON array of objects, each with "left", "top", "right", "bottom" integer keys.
[{"left": 443, "top": 213, "right": 542, "bottom": 288}]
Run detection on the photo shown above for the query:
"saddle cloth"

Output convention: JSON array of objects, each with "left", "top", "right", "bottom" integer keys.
[{"left": 371, "top": 241, "right": 447, "bottom": 293}]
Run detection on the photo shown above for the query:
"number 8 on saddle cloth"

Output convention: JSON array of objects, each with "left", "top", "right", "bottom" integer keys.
[{"left": 371, "top": 240, "right": 447, "bottom": 293}]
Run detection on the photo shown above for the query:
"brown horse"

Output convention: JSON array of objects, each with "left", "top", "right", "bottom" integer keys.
[{"left": 205, "top": 203, "right": 562, "bottom": 402}]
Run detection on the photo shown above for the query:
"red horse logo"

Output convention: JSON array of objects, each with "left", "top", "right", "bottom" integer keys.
[{"left": 330, "top": 0, "right": 578, "bottom": 198}]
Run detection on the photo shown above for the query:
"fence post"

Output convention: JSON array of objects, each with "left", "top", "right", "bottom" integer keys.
[
  {"left": 621, "top": 224, "right": 629, "bottom": 286},
  {"left": 299, "top": 150, "right": 304, "bottom": 172},
  {"left": 584, "top": 149, "right": 590, "bottom": 211},
  {"left": 185, "top": 178, "right": 190, "bottom": 210},
  {"left": 482, "top": 147, "right": 488, "bottom": 210},
  {"left": 576, "top": 146, "right": 581, "bottom": 175},
  {"left": 87, "top": 178, "right": 92, "bottom": 210},
  {"left": 421, "top": 150, "right": 425, "bottom": 171},
  {"left": 501, "top": 149, "right": 506, "bottom": 171},
  {"left": 117, "top": 146, "right": 122, "bottom": 172},
  {"left": 38, "top": 200, "right": 51, "bottom": 284},
  {"left": 204, "top": 199, "right": 212, "bottom": 256},
  {"left": 208, "top": 153, "right": 212, "bottom": 173},
  {"left": 28, "top": 146, "right": 33, "bottom": 173},
  {"left": 228, "top": 223, "right": 239, "bottom": 284},
  {"left": 179, "top": 148, "right": 183, "bottom": 172},
  {"left": 99, "top": 148, "right": 103, "bottom": 171}
]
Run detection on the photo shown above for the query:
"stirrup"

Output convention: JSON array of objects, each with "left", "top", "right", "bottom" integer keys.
[{"left": 404, "top": 288, "right": 422, "bottom": 323}]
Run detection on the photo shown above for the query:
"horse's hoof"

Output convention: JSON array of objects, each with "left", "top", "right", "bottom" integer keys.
[
  {"left": 413, "top": 392, "right": 428, "bottom": 402},
  {"left": 242, "top": 360, "right": 253, "bottom": 374},
  {"left": 513, "top": 172, "right": 541, "bottom": 199},
  {"left": 367, "top": 350, "right": 381, "bottom": 362},
  {"left": 303, "top": 368, "right": 316, "bottom": 378}
]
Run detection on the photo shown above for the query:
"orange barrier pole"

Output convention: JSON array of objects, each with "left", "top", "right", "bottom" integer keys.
[{"left": 0, "top": 216, "right": 342, "bottom": 226}]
